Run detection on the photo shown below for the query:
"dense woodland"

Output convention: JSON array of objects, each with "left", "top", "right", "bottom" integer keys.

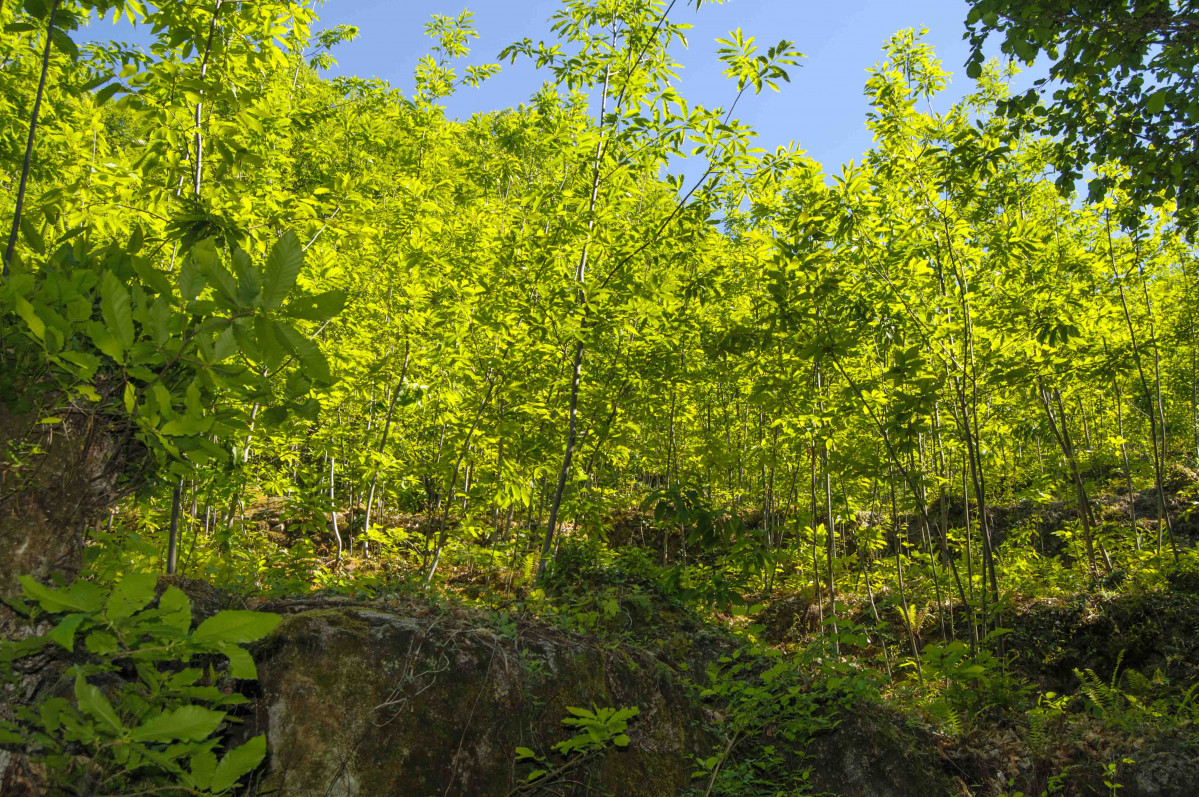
[{"left": 1, "top": 1, "right": 1198, "bottom": 795}]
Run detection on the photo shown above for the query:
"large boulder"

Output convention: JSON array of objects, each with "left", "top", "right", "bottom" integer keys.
[
  {"left": 249, "top": 601, "right": 713, "bottom": 796},
  {"left": 804, "top": 708, "right": 959, "bottom": 797}
]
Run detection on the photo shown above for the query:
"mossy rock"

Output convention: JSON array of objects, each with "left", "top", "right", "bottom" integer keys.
[
  {"left": 796, "top": 705, "right": 957, "bottom": 797},
  {"left": 1007, "top": 592, "right": 1199, "bottom": 692},
  {"left": 249, "top": 604, "right": 712, "bottom": 796}
]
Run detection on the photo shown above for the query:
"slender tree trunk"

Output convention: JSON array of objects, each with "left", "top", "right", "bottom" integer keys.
[
  {"left": 537, "top": 59, "right": 614, "bottom": 580},
  {"left": 192, "top": 1, "right": 223, "bottom": 198},
  {"left": 817, "top": 365, "right": 839, "bottom": 653},
  {"left": 1036, "top": 379, "right": 1102, "bottom": 574},
  {"left": 1111, "top": 372, "right": 1139, "bottom": 548},
  {"left": 329, "top": 454, "right": 342, "bottom": 563},
  {"left": 426, "top": 377, "right": 499, "bottom": 586},
  {"left": 363, "top": 344, "right": 411, "bottom": 555},
  {"left": 166, "top": 476, "right": 183, "bottom": 575},
  {"left": 3, "top": 0, "right": 60, "bottom": 276},
  {"left": 1108, "top": 218, "right": 1178, "bottom": 561}
]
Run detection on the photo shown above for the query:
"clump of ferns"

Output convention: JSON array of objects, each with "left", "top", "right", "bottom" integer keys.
[{"left": 1073, "top": 650, "right": 1197, "bottom": 733}]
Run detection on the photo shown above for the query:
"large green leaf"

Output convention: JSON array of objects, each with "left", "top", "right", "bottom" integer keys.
[
  {"left": 255, "top": 315, "right": 286, "bottom": 370},
  {"left": 178, "top": 259, "right": 207, "bottom": 300},
  {"left": 105, "top": 572, "right": 158, "bottom": 620},
  {"left": 20, "top": 577, "right": 105, "bottom": 614},
  {"left": 192, "top": 611, "right": 281, "bottom": 645},
  {"left": 275, "top": 322, "right": 331, "bottom": 385},
  {"left": 190, "top": 748, "right": 218, "bottom": 790},
  {"left": 74, "top": 675, "right": 123, "bottom": 734},
  {"left": 47, "top": 613, "right": 88, "bottom": 651},
  {"left": 198, "top": 259, "right": 241, "bottom": 307},
  {"left": 129, "top": 705, "right": 225, "bottom": 743},
  {"left": 260, "top": 231, "right": 304, "bottom": 310},
  {"left": 211, "top": 734, "right": 267, "bottom": 793},
  {"left": 100, "top": 271, "right": 135, "bottom": 351},
  {"left": 284, "top": 289, "right": 347, "bottom": 321},
  {"left": 158, "top": 586, "right": 193, "bottom": 632},
  {"left": 218, "top": 643, "right": 258, "bottom": 679}
]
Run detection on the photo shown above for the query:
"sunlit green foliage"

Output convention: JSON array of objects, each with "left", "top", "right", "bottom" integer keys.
[{"left": 2, "top": 0, "right": 1198, "bottom": 793}]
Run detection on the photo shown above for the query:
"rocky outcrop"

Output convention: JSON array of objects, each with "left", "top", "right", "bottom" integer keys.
[
  {"left": 249, "top": 600, "right": 713, "bottom": 796},
  {"left": 804, "top": 709, "right": 958, "bottom": 797},
  {"left": 0, "top": 403, "right": 133, "bottom": 602}
]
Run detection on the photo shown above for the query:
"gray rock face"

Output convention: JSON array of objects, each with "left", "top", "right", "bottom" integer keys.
[{"left": 249, "top": 604, "right": 713, "bottom": 796}]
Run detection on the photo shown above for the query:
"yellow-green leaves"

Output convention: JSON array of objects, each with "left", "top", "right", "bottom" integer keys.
[
  {"left": 100, "top": 271, "right": 135, "bottom": 351},
  {"left": 210, "top": 735, "right": 267, "bottom": 793},
  {"left": 261, "top": 231, "right": 304, "bottom": 311}
]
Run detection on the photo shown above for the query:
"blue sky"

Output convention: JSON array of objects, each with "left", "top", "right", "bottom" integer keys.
[
  {"left": 308, "top": 0, "right": 1039, "bottom": 171},
  {"left": 86, "top": 1, "right": 1040, "bottom": 173}
]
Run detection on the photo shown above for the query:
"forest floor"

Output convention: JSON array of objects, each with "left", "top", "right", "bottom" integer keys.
[
  {"left": 169, "top": 475, "right": 1199, "bottom": 796},
  {"left": 85, "top": 470, "right": 1199, "bottom": 796}
]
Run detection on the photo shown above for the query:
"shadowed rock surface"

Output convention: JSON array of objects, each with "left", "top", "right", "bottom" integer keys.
[{"left": 249, "top": 601, "right": 714, "bottom": 796}]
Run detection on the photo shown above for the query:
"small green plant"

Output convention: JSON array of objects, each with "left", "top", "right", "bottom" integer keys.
[
  {"left": 1026, "top": 691, "right": 1069, "bottom": 755},
  {"left": 0, "top": 573, "right": 280, "bottom": 795},
  {"left": 552, "top": 705, "right": 639, "bottom": 755},
  {"left": 691, "top": 639, "right": 872, "bottom": 797},
  {"left": 1076, "top": 651, "right": 1197, "bottom": 733},
  {"left": 513, "top": 705, "right": 640, "bottom": 791},
  {"left": 1102, "top": 758, "right": 1133, "bottom": 795}
]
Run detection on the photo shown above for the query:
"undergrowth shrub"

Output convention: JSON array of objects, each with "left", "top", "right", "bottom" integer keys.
[{"left": 0, "top": 574, "right": 279, "bottom": 795}]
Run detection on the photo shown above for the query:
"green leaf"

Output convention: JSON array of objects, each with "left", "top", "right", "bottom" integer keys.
[
  {"left": 85, "top": 630, "right": 120, "bottom": 655},
  {"left": 47, "top": 613, "right": 88, "bottom": 651},
  {"left": 190, "top": 748, "right": 218, "bottom": 790},
  {"left": 284, "top": 289, "right": 346, "bottom": 321},
  {"left": 101, "top": 271, "right": 135, "bottom": 351},
  {"left": 87, "top": 321, "right": 125, "bottom": 363},
  {"left": 61, "top": 350, "right": 102, "bottom": 378},
  {"left": 19, "top": 576, "right": 105, "bottom": 613},
  {"left": 198, "top": 259, "right": 240, "bottom": 307},
  {"left": 49, "top": 27, "right": 78, "bottom": 59},
  {"left": 261, "top": 231, "right": 304, "bottom": 310},
  {"left": 161, "top": 414, "right": 214, "bottom": 436},
  {"left": 158, "top": 586, "right": 192, "bottom": 631},
  {"left": 232, "top": 247, "right": 261, "bottom": 304},
  {"left": 179, "top": 259, "right": 206, "bottom": 300},
  {"left": 19, "top": 216, "right": 45, "bottom": 253},
  {"left": 219, "top": 643, "right": 257, "bottom": 679},
  {"left": 147, "top": 297, "right": 171, "bottom": 345},
  {"left": 92, "top": 81, "right": 123, "bottom": 105},
  {"left": 74, "top": 674, "right": 122, "bottom": 734},
  {"left": 255, "top": 316, "right": 286, "bottom": 370},
  {"left": 1146, "top": 89, "right": 1168, "bottom": 115},
  {"left": 14, "top": 297, "right": 45, "bottom": 340},
  {"left": 106, "top": 572, "right": 157, "bottom": 620},
  {"left": 212, "top": 325, "right": 237, "bottom": 363},
  {"left": 192, "top": 611, "right": 281, "bottom": 645},
  {"left": 275, "top": 323, "right": 331, "bottom": 385},
  {"left": 129, "top": 705, "right": 225, "bottom": 743},
  {"left": 211, "top": 734, "right": 267, "bottom": 793}
]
